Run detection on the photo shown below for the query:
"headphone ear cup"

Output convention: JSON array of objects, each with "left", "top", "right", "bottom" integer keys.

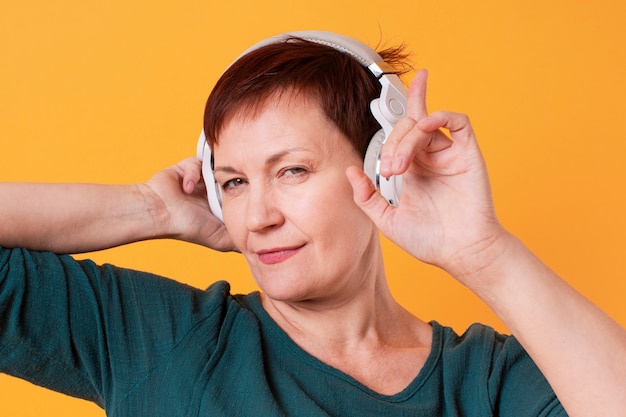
[
  {"left": 363, "top": 129, "right": 403, "bottom": 206},
  {"left": 197, "top": 132, "right": 224, "bottom": 223},
  {"left": 363, "top": 129, "right": 385, "bottom": 185}
]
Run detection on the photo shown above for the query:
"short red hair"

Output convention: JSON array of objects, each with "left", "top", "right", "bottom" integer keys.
[{"left": 203, "top": 37, "right": 409, "bottom": 158}]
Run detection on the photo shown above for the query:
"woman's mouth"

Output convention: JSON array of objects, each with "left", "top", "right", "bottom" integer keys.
[{"left": 256, "top": 245, "right": 305, "bottom": 265}]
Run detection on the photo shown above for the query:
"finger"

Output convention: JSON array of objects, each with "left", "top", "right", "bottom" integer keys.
[
  {"left": 177, "top": 157, "right": 203, "bottom": 194},
  {"left": 380, "top": 120, "right": 455, "bottom": 176},
  {"left": 416, "top": 111, "right": 475, "bottom": 145},
  {"left": 380, "top": 128, "right": 430, "bottom": 176},
  {"left": 379, "top": 69, "right": 430, "bottom": 176},
  {"left": 379, "top": 116, "right": 418, "bottom": 175},
  {"left": 406, "top": 69, "right": 429, "bottom": 121},
  {"left": 393, "top": 130, "right": 454, "bottom": 174},
  {"left": 345, "top": 165, "right": 392, "bottom": 228}
]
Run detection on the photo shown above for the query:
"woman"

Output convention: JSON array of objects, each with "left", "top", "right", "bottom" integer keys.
[{"left": 1, "top": 31, "right": 625, "bottom": 416}]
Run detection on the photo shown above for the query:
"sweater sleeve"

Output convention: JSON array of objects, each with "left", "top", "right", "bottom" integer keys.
[{"left": 0, "top": 246, "right": 226, "bottom": 410}]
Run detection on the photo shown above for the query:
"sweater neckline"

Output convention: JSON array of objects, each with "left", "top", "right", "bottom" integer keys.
[{"left": 242, "top": 291, "right": 443, "bottom": 402}]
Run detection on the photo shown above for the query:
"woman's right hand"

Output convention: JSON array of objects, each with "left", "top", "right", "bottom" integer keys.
[{"left": 144, "top": 157, "right": 236, "bottom": 252}]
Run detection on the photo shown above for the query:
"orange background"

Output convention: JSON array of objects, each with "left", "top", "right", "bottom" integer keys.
[{"left": 1, "top": 0, "right": 625, "bottom": 415}]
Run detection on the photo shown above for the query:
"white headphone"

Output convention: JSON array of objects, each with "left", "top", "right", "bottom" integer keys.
[{"left": 197, "top": 30, "right": 406, "bottom": 223}]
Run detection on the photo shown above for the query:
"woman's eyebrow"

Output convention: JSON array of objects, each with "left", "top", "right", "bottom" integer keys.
[
  {"left": 264, "top": 147, "right": 308, "bottom": 165},
  {"left": 214, "top": 147, "right": 310, "bottom": 173},
  {"left": 213, "top": 166, "right": 238, "bottom": 174}
]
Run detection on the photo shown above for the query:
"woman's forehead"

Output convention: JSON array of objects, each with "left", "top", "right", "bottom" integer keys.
[
  {"left": 214, "top": 105, "right": 356, "bottom": 164},
  {"left": 225, "top": 88, "right": 323, "bottom": 127},
  {"left": 218, "top": 93, "right": 331, "bottom": 143}
]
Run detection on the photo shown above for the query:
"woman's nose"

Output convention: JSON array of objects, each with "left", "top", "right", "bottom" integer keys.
[{"left": 244, "top": 185, "right": 284, "bottom": 232}]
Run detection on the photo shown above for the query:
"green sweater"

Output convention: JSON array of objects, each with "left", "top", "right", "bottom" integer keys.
[{"left": 0, "top": 247, "right": 566, "bottom": 416}]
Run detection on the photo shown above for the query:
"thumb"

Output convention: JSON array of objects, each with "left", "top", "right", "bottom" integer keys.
[{"left": 345, "top": 166, "right": 393, "bottom": 227}]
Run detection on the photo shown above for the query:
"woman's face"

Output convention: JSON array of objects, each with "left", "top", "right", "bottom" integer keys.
[{"left": 213, "top": 92, "right": 380, "bottom": 304}]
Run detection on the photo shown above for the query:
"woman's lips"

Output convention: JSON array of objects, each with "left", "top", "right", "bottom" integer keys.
[{"left": 257, "top": 245, "right": 304, "bottom": 265}]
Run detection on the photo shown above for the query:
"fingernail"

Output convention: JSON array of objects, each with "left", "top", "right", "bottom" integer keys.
[
  {"left": 392, "top": 156, "right": 404, "bottom": 172},
  {"left": 380, "top": 157, "right": 392, "bottom": 175}
]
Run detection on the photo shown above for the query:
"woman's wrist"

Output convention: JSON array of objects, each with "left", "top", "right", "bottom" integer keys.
[
  {"left": 134, "top": 182, "right": 173, "bottom": 240},
  {"left": 444, "top": 226, "right": 520, "bottom": 293}
]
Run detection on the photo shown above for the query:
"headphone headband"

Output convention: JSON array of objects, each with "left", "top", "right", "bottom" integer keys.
[{"left": 235, "top": 31, "right": 386, "bottom": 75}]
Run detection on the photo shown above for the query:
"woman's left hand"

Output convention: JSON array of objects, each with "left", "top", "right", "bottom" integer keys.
[
  {"left": 348, "top": 70, "right": 626, "bottom": 417},
  {"left": 347, "top": 69, "right": 506, "bottom": 278}
]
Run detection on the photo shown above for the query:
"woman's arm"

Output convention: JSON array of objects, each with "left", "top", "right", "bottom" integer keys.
[
  {"left": 0, "top": 182, "right": 160, "bottom": 253},
  {"left": 347, "top": 69, "right": 626, "bottom": 417},
  {"left": 0, "top": 157, "right": 234, "bottom": 254},
  {"left": 457, "top": 229, "right": 626, "bottom": 417}
]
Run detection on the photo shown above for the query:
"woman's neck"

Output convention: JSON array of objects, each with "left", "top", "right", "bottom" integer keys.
[
  {"left": 259, "top": 265, "right": 430, "bottom": 357},
  {"left": 260, "top": 276, "right": 432, "bottom": 395}
]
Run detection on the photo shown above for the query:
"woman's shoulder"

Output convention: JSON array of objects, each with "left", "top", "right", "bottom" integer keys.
[
  {"left": 435, "top": 321, "right": 512, "bottom": 349},
  {"left": 429, "top": 321, "right": 564, "bottom": 415},
  {"left": 432, "top": 321, "right": 528, "bottom": 373}
]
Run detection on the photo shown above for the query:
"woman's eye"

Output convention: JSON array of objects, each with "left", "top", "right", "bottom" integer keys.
[
  {"left": 222, "top": 178, "right": 247, "bottom": 191},
  {"left": 280, "top": 166, "right": 308, "bottom": 178}
]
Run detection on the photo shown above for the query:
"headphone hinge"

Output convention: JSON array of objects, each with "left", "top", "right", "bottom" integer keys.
[{"left": 368, "top": 61, "right": 396, "bottom": 79}]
